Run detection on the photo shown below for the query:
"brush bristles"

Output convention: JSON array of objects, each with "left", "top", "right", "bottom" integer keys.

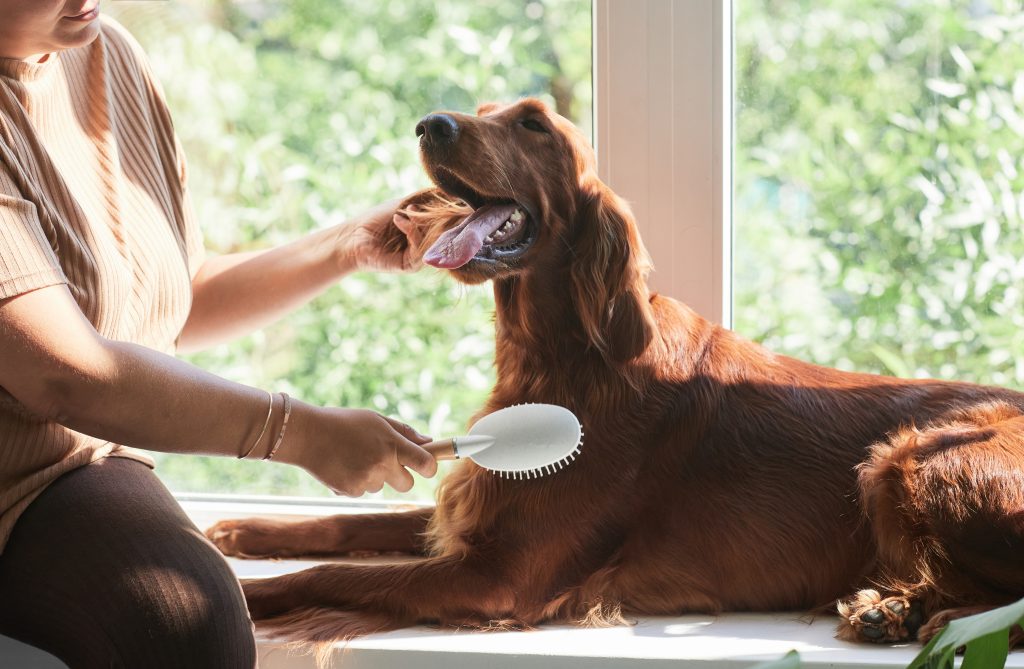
[{"left": 492, "top": 435, "right": 584, "bottom": 480}]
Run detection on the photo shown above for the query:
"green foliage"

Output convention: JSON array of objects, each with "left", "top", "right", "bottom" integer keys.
[
  {"left": 751, "top": 596, "right": 1024, "bottom": 668},
  {"left": 909, "top": 597, "right": 1024, "bottom": 669},
  {"left": 103, "top": 0, "right": 591, "bottom": 498},
  {"left": 735, "top": 0, "right": 1024, "bottom": 388}
]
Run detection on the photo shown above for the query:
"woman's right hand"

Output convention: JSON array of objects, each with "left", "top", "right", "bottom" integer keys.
[{"left": 276, "top": 402, "right": 438, "bottom": 496}]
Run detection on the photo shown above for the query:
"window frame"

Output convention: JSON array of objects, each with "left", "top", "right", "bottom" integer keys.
[{"left": 593, "top": 0, "right": 732, "bottom": 327}]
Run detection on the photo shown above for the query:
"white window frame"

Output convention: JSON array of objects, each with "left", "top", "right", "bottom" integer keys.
[{"left": 594, "top": 0, "right": 732, "bottom": 327}]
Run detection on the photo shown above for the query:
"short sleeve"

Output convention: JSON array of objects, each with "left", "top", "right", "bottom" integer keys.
[
  {"left": 0, "top": 163, "right": 67, "bottom": 300},
  {"left": 174, "top": 135, "right": 205, "bottom": 279}
]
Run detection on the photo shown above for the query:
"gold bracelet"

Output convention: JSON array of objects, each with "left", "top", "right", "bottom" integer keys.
[
  {"left": 239, "top": 390, "right": 274, "bottom": 459},
  {"left": 263, "top": 392, "right": 292, "bottom": 461}
]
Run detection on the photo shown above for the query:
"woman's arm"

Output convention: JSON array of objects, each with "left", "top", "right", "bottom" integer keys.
[
  {"left": 0, "top": 284, "right": 437, "bottom": 495},
  {"left": 179, "top": 199, "right": 420, "bottom": 353}
]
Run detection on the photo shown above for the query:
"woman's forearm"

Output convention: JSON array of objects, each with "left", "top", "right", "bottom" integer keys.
[
  {"left": 0, "top": 283, "right": 436, "bottom": 495},
  {"left": 178, "top": 225, "right": 355, "bottom": 353},
  {"left": 0, "top": 284, "right": 301, "bottom": 461},
  {"left": 54, "top": 337, "right": 305, "bottom": 462}
]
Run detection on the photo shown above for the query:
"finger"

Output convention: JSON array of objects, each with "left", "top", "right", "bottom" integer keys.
[
  {"left": 396, "top": 440, "right": 439, "bottom": 479},
  {"left": 385, "top": 467, "right": 415, "bottom": 493},
  {"left": 384, "top": 416, "right": 431, "bottom": 444},
  {"left": 393, "top": 211, "right": 414, "bottom": 235}
]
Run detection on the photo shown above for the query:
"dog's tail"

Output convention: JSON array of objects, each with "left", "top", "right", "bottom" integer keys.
[{"left": 256, "top": 607, "right": 407, "bottom": 669}]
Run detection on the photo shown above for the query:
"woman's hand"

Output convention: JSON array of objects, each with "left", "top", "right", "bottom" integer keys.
[
  {"left": 336, "top": 198, "right": 426, "bottom": 274},
  {"left": 276, "top": 402, "right": 438, "bottom": 496}
]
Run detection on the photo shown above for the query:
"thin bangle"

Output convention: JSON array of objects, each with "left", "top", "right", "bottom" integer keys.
[
  {"left": 263, "top": 392, "right": 292, "bottom": 461},
  {"left": 239, "top": 390, "right": 274, "bottom": 459}
]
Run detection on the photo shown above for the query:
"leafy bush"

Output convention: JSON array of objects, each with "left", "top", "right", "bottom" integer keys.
[
  {"left": 735, "top": 0, "right": 1024, "bottom": 388},
  {"left": 104, "top": 0, "right": 591, "bottom": 498}
]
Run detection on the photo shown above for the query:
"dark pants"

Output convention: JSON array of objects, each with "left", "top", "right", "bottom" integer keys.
[{"left": 0, "top": 457, "right": 257, "bottom": 668}]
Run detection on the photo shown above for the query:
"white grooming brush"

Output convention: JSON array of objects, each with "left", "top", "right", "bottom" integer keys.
[{"left": 423, "top": 403, "right": 583, "bottom": 479}]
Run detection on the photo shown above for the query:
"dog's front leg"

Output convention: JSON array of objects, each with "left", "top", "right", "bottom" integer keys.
[
  {"left": 206, "top": 507, "right": 434, "bottom": 558},
  {"left": 242, "top": 554, "right": 518, "bottom": 627}
]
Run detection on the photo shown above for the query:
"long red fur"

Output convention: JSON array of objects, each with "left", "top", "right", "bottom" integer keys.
[{"left": 207, "top": 99, "right": 1024, "bottom": 658}]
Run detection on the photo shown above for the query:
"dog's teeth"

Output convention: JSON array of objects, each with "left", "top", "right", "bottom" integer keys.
[{"left": 511, "top": 209, "right": 523, "bottom": 222}]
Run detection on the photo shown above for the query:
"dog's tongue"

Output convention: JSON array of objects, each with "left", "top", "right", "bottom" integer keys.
[{"left": 424, "top": 203, "right": 519, "bottom": 269}]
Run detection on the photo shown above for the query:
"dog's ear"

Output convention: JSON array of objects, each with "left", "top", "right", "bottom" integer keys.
[
  {"left": 476, "top": 102, "right": 501, "bottom": 116},
  {"left": 570, "top": 184, "right": 655, "bottom": 363},
  {"left": 392, "top": 188, "right": 473, "bottom": 257}
]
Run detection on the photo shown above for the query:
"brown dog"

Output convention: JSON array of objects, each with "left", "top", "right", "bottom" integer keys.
[{"left": 207, "top": 98, "right": 1024, "bottom": 650}]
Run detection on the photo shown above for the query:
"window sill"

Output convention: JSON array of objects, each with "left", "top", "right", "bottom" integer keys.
[
  {"left": 5, "top": 497, "right": 1022, "bottom": 669},
  {"left": 184, "top": 498, "right": 1024, "bottom": 669}
]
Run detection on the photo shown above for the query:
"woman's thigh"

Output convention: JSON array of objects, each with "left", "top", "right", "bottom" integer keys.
[{"left": 0, "top": 457, "right": 256, "bottom": 669}]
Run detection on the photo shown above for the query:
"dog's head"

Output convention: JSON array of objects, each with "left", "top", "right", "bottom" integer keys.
[
  {"left": 403, "top": 98, "right": 653, "bottom": 362},
  {"left": 410, "top": 98, "right": 595, "bottom": 281}
]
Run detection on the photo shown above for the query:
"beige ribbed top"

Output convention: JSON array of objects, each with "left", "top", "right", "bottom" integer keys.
[{"left": 0, "top": 17, "right": 204, "bottom": 553}]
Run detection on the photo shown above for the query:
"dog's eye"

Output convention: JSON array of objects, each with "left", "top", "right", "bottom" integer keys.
[{"left": 519, "top": 118, "right": 548, "bottom": 134}]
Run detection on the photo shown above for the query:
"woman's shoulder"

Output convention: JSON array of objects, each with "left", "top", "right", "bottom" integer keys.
[
  {"left": 95, "top": 15, "right": 157, "bottom": 88},
  {"left": 98, "top": 15, "right": 147, "bottom": 58}
]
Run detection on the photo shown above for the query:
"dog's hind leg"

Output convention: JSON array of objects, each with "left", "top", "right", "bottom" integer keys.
[
  {"left": 838, "top": 401, "right": 1024, "bottom": 644},
  {"left": 917, "top": 605, "right": 1024, "bottom": 645},
  {"left": 206, "top": 507, "right": 434, "bottom": 559}
]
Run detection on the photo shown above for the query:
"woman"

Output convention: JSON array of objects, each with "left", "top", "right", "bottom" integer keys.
[{"left": 0, "top": 2, "right": 437, "bottom": 667}]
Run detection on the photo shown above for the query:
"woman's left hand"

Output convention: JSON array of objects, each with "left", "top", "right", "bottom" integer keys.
[{"left": 337, "top": 198, "right": 425, "bottom": 273}]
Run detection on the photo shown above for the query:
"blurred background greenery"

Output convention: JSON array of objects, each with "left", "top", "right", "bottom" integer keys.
[
  {"left": 105, "top": 0, "right": 592, "bottom": 499},
  {"left": 105, "top": 0, "right": 1024, "bottom": 501},
  {"left": 734, "top": 0, "right": 1024, "bottom": 387}
]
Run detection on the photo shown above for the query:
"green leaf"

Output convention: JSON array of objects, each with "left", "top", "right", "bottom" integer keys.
[
  {"left": 749, "top": 649, "right": 801, "bottom": 669},
  {"left": 908, "top": 597, "right": 1024, "bottom": 669},
  {"left": 961, "top": 629, "right": 1010, "bottom": 669}
]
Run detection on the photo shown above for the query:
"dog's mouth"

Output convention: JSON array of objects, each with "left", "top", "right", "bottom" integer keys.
[{"left": 423, "top": 168, "right": 536, "bottom": 270}]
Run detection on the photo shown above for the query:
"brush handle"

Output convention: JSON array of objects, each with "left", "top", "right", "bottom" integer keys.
[
  {"left": 423, "top": 435, "right": 495, "bottom": 461},
  {"left": 423, "top": 438, "right": 458, "bottom": 460}
]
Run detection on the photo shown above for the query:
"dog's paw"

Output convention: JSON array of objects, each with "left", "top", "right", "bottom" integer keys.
[
  {"left": 837, "top": 589, "right": 924, "bottom": 643},
  {"left": 205, "top": 518, "right": 291, "bottom": 559}
]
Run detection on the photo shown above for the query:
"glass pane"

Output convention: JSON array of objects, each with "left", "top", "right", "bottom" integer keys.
[
  {"left": 734, "top": 1, "right": 1024, "bottom": 389},
  {"left": 105, "top": 0, "right": 592, "bottom": 498}
]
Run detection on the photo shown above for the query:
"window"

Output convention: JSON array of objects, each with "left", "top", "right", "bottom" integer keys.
[
  {"left": 104, "top": 0, "right": 592, "bottom": 499},
  {"left": 734, "top": 0, "right": 1024, "bottom": 387},
  {"left": 105, "top": 0, "right": 1020, "bottom": 504},
  {"left": 597, "top": 0, "right": 1024, "bottom": 392}
]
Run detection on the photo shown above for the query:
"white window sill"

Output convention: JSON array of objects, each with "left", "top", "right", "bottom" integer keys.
[
  {"left": 5, "top": 497, "right": 1023, "bottom": 669},
  {"left": 184, "top": 498, "right": 1024, "bottom": 669}
]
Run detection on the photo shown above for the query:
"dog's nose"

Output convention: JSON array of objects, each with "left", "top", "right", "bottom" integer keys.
[{"left": 416, "top": 114, "right": 459, "bottom": 145}]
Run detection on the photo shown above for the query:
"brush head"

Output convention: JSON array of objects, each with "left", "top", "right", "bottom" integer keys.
[{"left": 466, "top": 403, "right": 583, "bottom": 479}]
